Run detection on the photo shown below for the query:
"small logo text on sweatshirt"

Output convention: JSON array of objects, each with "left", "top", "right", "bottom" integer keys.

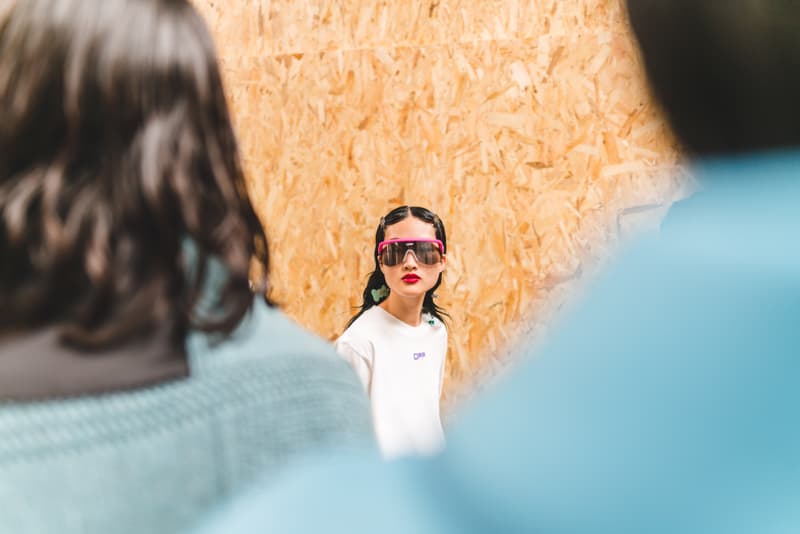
[{"left": 413, "top": 352, "right": 426, "bottom": 360}]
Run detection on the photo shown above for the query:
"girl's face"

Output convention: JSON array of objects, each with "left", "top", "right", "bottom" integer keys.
[{"left": 379, "top": 216, "right": 446, "bottom": 302}]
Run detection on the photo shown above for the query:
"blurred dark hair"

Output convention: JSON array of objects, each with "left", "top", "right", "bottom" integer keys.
[
  {"left": 345, "top": 206, "right": 448, "bottom": 329},
  {"left": 0, "top": 0, "right": 270, "bottom": 349},
  {"left": 626, "top": 0, "right": 800, "bottom": 156}
]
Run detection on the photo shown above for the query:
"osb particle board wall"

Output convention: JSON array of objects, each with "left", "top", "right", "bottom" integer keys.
[{"left": 192, "top": 0, "right": 685, "bottom": 403}]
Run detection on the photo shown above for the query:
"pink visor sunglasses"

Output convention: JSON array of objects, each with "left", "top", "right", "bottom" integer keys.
[{"left": 377, "top": 238, "right": 445, "bottom": 266}]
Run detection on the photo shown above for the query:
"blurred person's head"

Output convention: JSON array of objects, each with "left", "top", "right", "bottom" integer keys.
[
  {"left": 0, "top": 0, "right": 269, "bottom": 348},
  {"left": 626, "top": 0, "right": 800, "bottom": 156}
]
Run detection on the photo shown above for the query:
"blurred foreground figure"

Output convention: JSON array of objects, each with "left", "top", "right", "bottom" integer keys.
[
  {"left": 0, "top": 1, "right": 372, "bottom": 532},
  {"left": 193, "top": 1, "right": 800, "bottom": 532}
]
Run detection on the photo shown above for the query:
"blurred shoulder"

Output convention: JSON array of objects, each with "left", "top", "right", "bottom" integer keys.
[{"left": 188, "top": 298, "right": 349, "bottom": 377}]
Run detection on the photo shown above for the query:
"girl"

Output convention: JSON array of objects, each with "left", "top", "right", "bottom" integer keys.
[{"left": 337, "top": 206, "right": 449, "bottom": 458}]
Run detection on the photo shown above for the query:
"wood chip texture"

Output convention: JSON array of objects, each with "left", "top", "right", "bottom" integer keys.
[{"left": 191, "top": 0, "right": 688, "bottom": 410}]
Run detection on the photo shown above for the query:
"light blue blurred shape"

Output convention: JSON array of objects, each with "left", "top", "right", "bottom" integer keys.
[{"left": 193, "top": 151, "right": 800, "bottom": 534}]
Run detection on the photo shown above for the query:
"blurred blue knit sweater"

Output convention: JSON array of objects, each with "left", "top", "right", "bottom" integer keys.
[
  {"left": 0, "top": 295, "right": 374, "bottom": 533},
  {"left": 194, "top": 152, "right": 800, "bottom": 534}
]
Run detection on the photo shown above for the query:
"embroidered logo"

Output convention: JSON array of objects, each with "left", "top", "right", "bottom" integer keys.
[{"left": 413, "top": 352, "right": 426, "bottom": 360}]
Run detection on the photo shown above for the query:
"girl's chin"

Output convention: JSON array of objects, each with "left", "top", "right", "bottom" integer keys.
[{"left": 387, "top": 288, "right": 431, "bottom": 299}]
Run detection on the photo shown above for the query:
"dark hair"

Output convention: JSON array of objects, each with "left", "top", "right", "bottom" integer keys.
[
  {"left": 346, "top": 206, "right": 449, "bottom": 329},
  {"left": 0, "top": 0, "right": 270, "bottom": 349},
  {"left": 626, "top": 0, "right": 800, "bottom": 156}
]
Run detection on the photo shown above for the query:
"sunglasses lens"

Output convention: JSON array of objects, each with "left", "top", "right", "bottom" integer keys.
[
  {"left": 380, "top": 243, "right": 405, "bottom": 266},
  {"left": 413, "top": 242, "right": 442, "bottom": 264},
  {"left": 380, "top": 241, "right": 442, "bottom": 266}
]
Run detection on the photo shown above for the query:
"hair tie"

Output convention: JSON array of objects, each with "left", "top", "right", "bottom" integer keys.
[{"left": 371, "top": 284, "right": 390, "bottom": 303}]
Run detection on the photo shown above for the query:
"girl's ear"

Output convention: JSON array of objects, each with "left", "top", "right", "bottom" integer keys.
[{"left": 438, "top": 254, "right": 446, "bottom": 273}]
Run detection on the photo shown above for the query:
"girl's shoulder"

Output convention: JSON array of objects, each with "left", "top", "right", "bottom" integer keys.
[
  {"left": 335, "top": 309, "right": 385, "bottom": 362},
  {"left": 421, "top": 312, "right": 446, "bottom": 329},
  {"left": 339, "top": 306, "right": 385, "bottom": 340},
  {"left": 421, "top": 313, "right": 448, "bottom": 340}
]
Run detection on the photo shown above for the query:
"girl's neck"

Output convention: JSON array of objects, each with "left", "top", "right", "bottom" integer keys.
[{"left": 380, "top": 294, "right": 424, "bottom": 327}]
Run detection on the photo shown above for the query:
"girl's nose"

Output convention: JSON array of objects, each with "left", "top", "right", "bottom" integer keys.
[{"left": 402, "top": 249, "right": 419, "bottom": 269}]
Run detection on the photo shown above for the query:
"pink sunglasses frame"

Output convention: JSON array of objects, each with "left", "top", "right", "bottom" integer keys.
[{"left": 377, "top": 238, "right": 445, "bottom": 255}]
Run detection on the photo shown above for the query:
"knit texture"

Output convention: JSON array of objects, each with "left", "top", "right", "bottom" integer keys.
[{"left": 0, "top": 300, "right": 374, "bottom": 534}]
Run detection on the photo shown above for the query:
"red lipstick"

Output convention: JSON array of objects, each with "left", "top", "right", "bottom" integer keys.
[{"left": 402, "top": 274, "right": 420, "bottom": 283}]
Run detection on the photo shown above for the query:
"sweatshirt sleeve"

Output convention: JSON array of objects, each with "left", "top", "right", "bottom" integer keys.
[
  {"left": 438, "top": 332, "right": 447, "bottom": 397},
  {"left": 335, "top": 339, "right": 373, "bottom": 396}
]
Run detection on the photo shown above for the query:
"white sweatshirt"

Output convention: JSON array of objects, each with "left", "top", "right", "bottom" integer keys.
[{"left": 336, "top": 306, "right": 447, "bottom": 458}]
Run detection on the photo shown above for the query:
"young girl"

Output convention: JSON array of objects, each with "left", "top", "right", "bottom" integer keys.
[{"left": 337, "top": 206, "right": 449, "bottom": 458}]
